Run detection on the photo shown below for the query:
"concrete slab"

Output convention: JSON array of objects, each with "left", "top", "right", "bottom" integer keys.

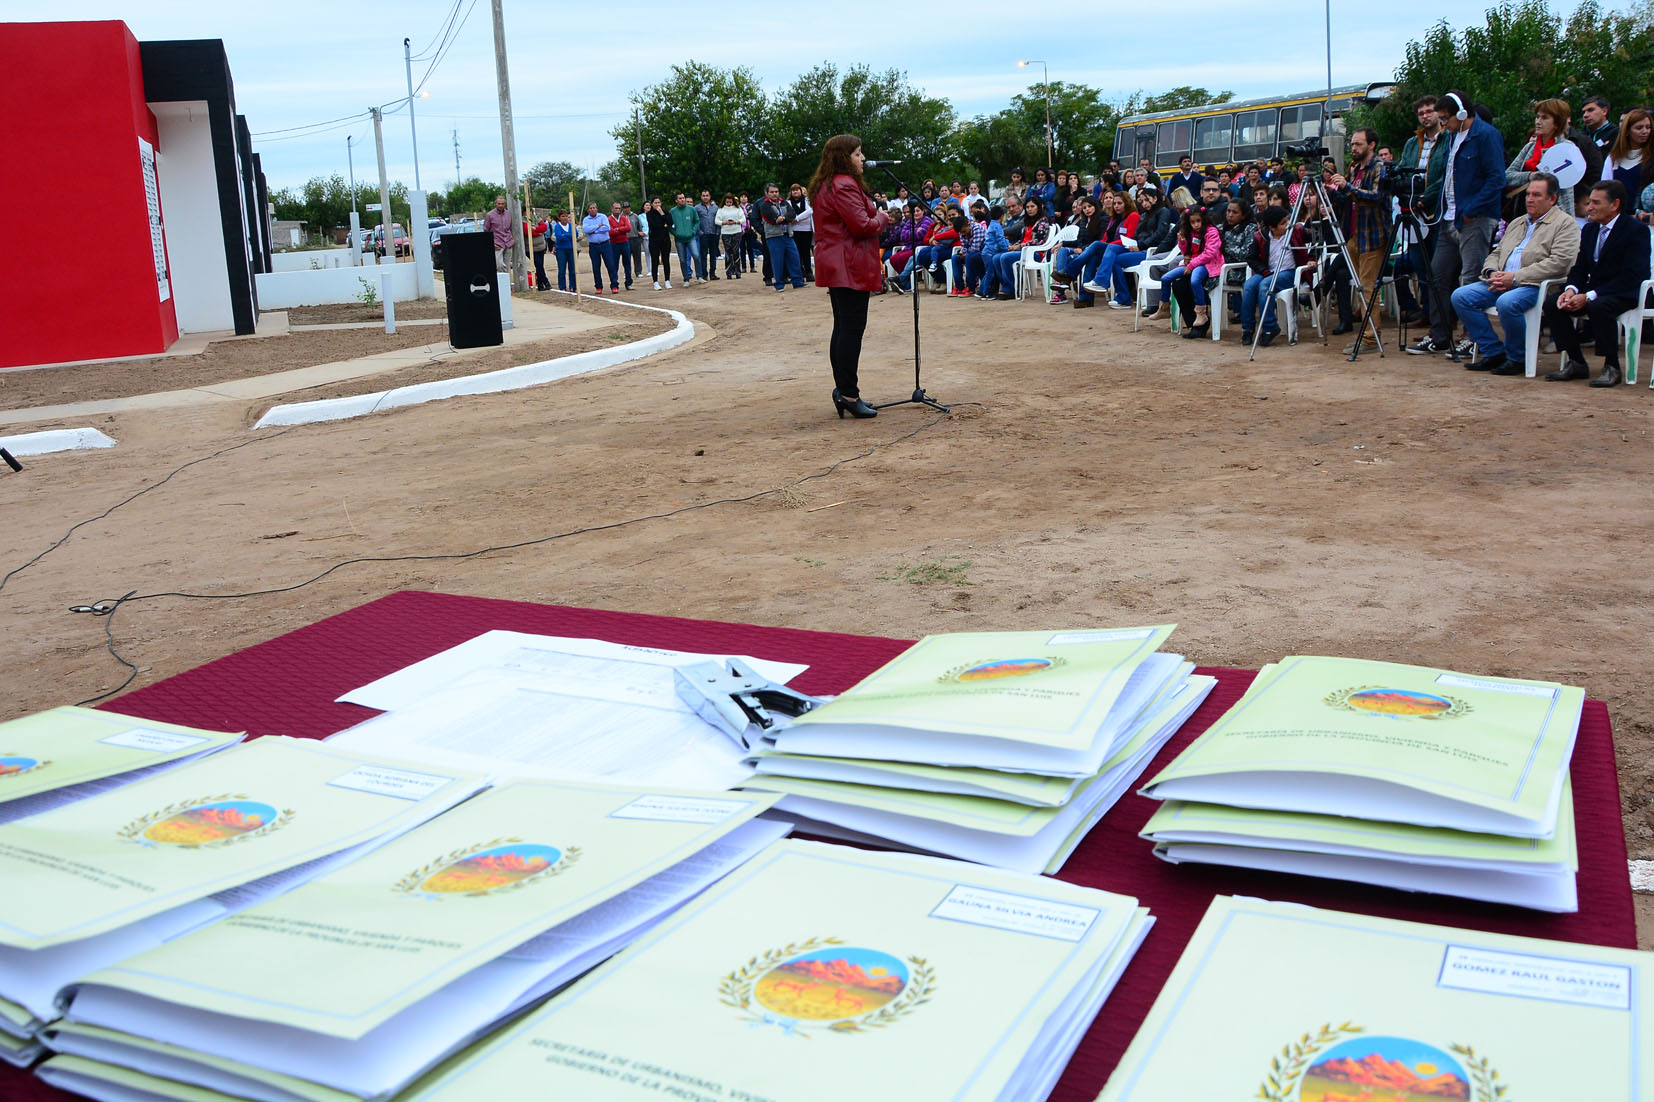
[
  {"left": 0, "top": 297, "right": 617, "bottom": 427},
  {"left": 0, "top": 427, "right": 117, "bottom": 456}
]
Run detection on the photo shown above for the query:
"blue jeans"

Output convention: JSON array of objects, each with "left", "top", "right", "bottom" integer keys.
[
  {"left": 1241, "top": 268, "right": 1301, "bottom": 334},
  {"left": 697, "top": 232, "right": 720, "bottom": 278},
  {"left": 1061, "top": 240, "right": 1116, "bottom": 302},
  {"left": 1097, "top": 247, "right": 1145, "bottom": 304},
  {"left": 1160, "top": 264, "right": 1212, "bottom": 306},
  {"left": 555, "top": 247, "right": 574, "bottom": 291},
  {"left": 952, "top": 252, "right": 984, "bottom": 292},
  {"left": 767, "top": 235, "right": 803, "bottom": 288},
  {"left": 588, "top": 241, "right": 616, "bottom": 288},
  {"left": 675, "top": 237, "right": 698, "bottom": 280},
  {"left": 988, "top": 251, "right": 1021, "bottom": 295},
  {"left": 1451, "top": 280, "right": 1540, "bottom": 362}
]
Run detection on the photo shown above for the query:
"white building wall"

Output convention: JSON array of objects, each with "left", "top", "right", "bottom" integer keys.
[{"left": 153, "top": 101, "right": 233, "bottom": 334}]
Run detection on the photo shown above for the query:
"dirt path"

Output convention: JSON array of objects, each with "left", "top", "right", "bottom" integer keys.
[{"left": 2, "top": 277, "right": 1650, "bottom": 941}]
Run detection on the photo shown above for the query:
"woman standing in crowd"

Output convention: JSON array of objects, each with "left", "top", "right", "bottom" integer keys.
[
  {"left": 1603, "top": 108, "right": 1651, "bottom": 202},
  {"left": 715, "top": 194, "right": 745, "bottom": 278},
  {"left": 1001, "top": 168, "right": 1027, "bottom": 210},
  {"left": 1504, "top": 99, "right": 1594, "bottom": 216},
  {"left": 788, "top": 183, "right": 815, "bottom": 281},
  {"left": 1053, "top": 169, "right": 1075, "bottom": 221},
  {"left": 1026, "top": 167, "right": 1055, "bottom": 214},
  {"left": 645, "top": 197, "right": 675, "bottom": 289},
  {"left": 551, "top": 209, "right": 575, "bottom": 291},
  {"left": 811, "top": 134, "right": 888, "bottom": 419}
]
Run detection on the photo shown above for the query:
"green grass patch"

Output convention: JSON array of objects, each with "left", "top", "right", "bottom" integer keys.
[{"left": 881, "top": 556, "right": 973, "bottom": 586}]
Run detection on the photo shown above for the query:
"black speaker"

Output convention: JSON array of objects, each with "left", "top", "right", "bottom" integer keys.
[{"left": 441, "top": 232, "right": 503, "bottom": 348}]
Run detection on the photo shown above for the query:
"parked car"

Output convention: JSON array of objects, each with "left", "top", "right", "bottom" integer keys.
[
  {"left": 363, "top": 223, "right": 409, "bottom": 257},
  {"left": 429, "top": 222, "right": 475, "bottom": 268}
]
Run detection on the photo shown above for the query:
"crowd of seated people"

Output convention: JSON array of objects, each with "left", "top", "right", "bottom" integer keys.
[{"left": 866, "top": 86, "right": 1653, "bottom": 386}]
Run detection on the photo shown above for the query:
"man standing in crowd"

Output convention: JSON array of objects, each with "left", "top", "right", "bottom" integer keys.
[
  {"left": 694, "top": 189, "right": 721, "bottom": 281},
  {"left": 483, "top": 194, "right": 515, "bottom": 273},
  {"left": 608, "top": 201, "right": 634, "bottom": 291},
  {"left": 530, "top": 211, "right": 550, "bottom": 291},
  {"left": 1449, "top": 173, "right": 1579, "bottom": 375},
  {"left": 1582, "top": 96, "right": 1617, "bottom": 150},
  {"left": 1169, "top": 156, "right": 1204, "bottom": 198},
  {"left": 1542, "top": 179, "right": 1651, "bottom": 388},
  {"left": 669, "top": 193, "right": 701, "bottom": 285},
  {"left": 581, "top": 201, "right": 618, "bottom": 294},
  {"left": 1400, "top": 95, "right": 1450, "bottom": 330},
  {"left": 1409, "top": 90, "right": 1505, "bottom": 357},
  {"left": 1328, "top": 127, "right": 1391, "bottom": 350},
  {"left": 758, "top": 182, "right": 804, "bottom": 292}
]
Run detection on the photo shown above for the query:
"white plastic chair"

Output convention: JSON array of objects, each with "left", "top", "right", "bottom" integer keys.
[
  {"left": 1209, "top": 261, "right": 1249, "bottom": 341},
  {"left": 1623, "top": 228, "right": 1654, "bottom": 385},
  {"left": 1479, "top": 278, "right": 1557, "bottom": 377},
  {"left": 1017, "top": 224, "right": 1077, "bottom": 301},
  {"left": 1130, "top": 247, "right": 1181, "bottom": 331}
]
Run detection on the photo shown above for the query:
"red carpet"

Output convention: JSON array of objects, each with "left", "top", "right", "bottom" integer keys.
[{"left": 5, "top": 591, "right": 1633, "bottom": 1101}]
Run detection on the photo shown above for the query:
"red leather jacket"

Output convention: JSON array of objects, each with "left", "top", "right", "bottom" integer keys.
[{"left": 812, "top": 174, "right": 888, "bottom": 292}]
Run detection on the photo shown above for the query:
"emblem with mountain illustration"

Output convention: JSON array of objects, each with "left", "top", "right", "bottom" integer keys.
[
  {"left": 117, "top": 794, "right": 293, "bottom": 848},
  {"left": 1255, "top": 1024, "right": 1509, "bottom": 1102},
  {"left": 394, "top": 837, "right": 579, "bottom": 898},
  {"left": 719, "top": 937, "right": 934, "bottom": 1034}
]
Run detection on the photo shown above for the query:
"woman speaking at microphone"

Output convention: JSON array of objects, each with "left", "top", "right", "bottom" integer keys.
[{"left": 809, "top": 134, "right": 889, "bottom": 419}]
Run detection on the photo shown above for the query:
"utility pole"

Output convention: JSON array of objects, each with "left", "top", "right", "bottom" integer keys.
[
  {"left": 370, "top": 107, "right": 395, "bottom": 263},
  {"left": 490, "top": 0, "right": 525, "bottom": 292},
  {"left": 635, "top": 108, "right": 647, "bottom": 207},
  {"left": 452, "top": 129, "right": 461, "bottom": 186},
  {"left": 403, "top": 38, "right": 423, "bottom": 191},
  {"left": 347, "top": 134, "right": 358, "bottom": 219}
]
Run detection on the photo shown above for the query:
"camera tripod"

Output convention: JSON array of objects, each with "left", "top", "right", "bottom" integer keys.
[{"left": 1247, "top": 165, "right": 1384, "bottom": 362}]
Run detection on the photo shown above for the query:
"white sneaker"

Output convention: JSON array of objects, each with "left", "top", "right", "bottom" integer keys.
[
  {"left": 1082, "top": 279, "right": 1110, "bottom": 294},
  {"left": 1106, "top": 300, "right": 1132, "bottom": 310},
  {"left": 664, "top": 280, "right": 672, "bottom": 289},
  {"left": 653, "top": 281, "right": 661, "bottom": 290}
]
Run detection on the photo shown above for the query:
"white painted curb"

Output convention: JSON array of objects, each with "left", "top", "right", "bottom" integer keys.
[
  {"left": 1633, "top": 859, "right": 1654, "bottom": 892},
  {"left": 254, "top": 294, "right": 693, "bottom": 428},
  {"left": 0, "top": 427, "right": 117, "bottom": 456}
]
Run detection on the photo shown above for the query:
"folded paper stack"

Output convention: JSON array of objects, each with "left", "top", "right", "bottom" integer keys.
[
  {"left": 1139, "top": 657, "right": 1585, "bottom": 910},
  {"left": 742, "top": 628, "right": 1213, "bottom": 872},
  {"left": 0, "top": 737, "right": 489, "bottom": 1066},
  {"left": 38, "top": 782, "right": 785, "bottom": 1101},
  {"left": 1097, "top": 895, "right": 1651, "bottom": 1101}
]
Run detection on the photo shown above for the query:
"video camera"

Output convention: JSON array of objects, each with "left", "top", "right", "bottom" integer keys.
[{"left": 1282, "top": 138, "right": 1331, "bottom": 161}]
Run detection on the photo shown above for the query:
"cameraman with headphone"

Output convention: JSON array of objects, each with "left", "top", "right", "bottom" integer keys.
[{"left": 1408, "top": 89, "right": 1507, "bottom": 357}]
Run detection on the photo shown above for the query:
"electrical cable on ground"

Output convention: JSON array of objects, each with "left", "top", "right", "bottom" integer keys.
[{"left": 45, "top": 408, "right": 974, "bottom": 706}]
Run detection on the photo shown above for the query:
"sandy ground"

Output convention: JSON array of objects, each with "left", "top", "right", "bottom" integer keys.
[{"left": 2, "top": 276, "right": 1650, "bottom": 945}]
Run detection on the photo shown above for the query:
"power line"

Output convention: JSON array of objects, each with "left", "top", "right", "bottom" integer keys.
[
  {"left": 251, "top": 111, "right": 368, "bottom": 138},
  {"left": 408, "top": 0, "right": 464, "bottom": 60}
]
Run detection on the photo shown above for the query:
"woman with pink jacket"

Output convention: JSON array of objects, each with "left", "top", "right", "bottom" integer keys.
[{"left": 1151, "top": 206, "right": 1223, "bottom": 338}]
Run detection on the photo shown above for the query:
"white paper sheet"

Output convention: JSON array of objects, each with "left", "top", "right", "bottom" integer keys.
[
  {"left": 337, "top": 632, "right": 807, "bottom": 712},
  {"left": 327, "top": 633, "right": 811, "bottom": 791}
]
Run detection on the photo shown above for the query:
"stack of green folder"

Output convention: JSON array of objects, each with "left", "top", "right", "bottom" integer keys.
[
  {"left": 1098, "top": 895, "right": 1651, "bottom": 1100},
  {"left": 30, "top": 782, "right": 786, "bottom": 1101},
  {"left": 1138, "top": 657, "right": 1585, "bottom": 911},
  {"left": 740, "top": 628, "right": 1214, "bottom": 873},
  {"left": 0, "top": 738, "right": 490, "bottom": 1068}
]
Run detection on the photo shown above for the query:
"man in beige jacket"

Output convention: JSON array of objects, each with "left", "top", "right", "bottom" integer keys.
[{"left": 1450, "top": 172, "right": 1580, "bottom": 375}]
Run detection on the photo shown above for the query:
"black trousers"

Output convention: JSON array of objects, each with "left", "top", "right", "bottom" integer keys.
[
  {"left": 649, "top": 238, "right": 675, "bottom": 282},
  {"left": 794, "top": 231, "right": 814, "bottom": 280},
  {"left": 1543, "top": 291, "right": 1634, "bottom": 363},
  {"left": 827, "top": 287, "right": 871, "bottom": 399}
]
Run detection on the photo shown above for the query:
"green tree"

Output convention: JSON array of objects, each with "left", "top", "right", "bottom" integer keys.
[
  {"left": 1138, "top": 86, "right": 1232, "bottom": 114},
  {"left": 949, "top": 112, "right": 1046, "bottom": 187},
  {"left": 763, "top": 63, "right": 956, "bottom": 189},
  {"left": 612, "top": 62, "right": 768, "bottom": 201},
  {"left": 438, "top": 176, "right": 505, "bottom": 220},
  {"left": 1362, "top": 0, "right": 1654, "bottom": 157}
]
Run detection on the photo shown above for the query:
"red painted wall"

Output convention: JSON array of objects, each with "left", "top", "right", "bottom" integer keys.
[{"left": 0, "top": 20, "right": 178, "bottom": 369}]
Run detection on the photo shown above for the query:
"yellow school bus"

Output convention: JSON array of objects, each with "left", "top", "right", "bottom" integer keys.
[{"left": 1113, "top": 83, "right": 1396, "bottom": 176}]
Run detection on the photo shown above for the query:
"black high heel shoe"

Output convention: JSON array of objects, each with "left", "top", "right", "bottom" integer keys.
[{"left": 832, "top": 389, "right": 878, "bottom": 419}]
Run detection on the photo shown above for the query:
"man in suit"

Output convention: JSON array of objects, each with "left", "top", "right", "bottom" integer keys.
[{"left": 1542, "top": 180, "right": 1652, "bottom": 387}]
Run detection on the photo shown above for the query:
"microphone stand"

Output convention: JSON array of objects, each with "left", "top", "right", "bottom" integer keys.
[{"left": 874, "top": 163, "right": 949, "bottom": 413}]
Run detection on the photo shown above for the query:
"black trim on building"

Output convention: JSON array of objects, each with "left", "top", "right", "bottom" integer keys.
[{"left": 139, "top": 39, "right": 257, "bottom": 335}]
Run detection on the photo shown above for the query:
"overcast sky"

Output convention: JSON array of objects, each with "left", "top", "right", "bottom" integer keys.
[{"left": 5, "top": 0, "right": 1574, "bottom": 192}]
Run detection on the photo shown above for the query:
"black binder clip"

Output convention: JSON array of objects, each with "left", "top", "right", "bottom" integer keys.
[{"left": 674, "top": 659, "right": 826, "bottom": 750}]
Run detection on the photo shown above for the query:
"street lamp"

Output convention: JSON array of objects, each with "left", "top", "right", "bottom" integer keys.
[{"left": 1018, "top": 59, "right": 1053, "bottom": 168}]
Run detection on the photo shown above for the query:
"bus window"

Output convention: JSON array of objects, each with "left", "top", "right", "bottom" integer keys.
[
  {"left": 1193, "top": 114, "right": 1234, "bottom": 165},
  {"left": 1155, "top": 120, "right": 1192, "bottom": 168},
  {"left": 1279, "top": 103, "right": 1324, "bottom": 145},
  {"left": 1233, "top": 108, "right": 1278, "bottom": 164}
]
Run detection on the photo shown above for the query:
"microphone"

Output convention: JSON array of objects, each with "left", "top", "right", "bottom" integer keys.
[{"left": 865, "top": 159, "right": 903, "bottom": 168}]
